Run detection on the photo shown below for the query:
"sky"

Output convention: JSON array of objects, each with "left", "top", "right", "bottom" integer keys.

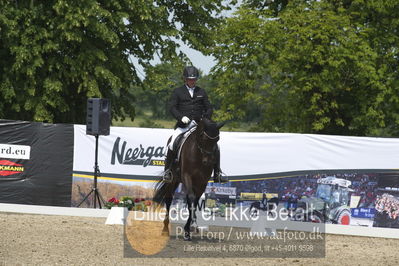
[
  {"left": 181, "top": 1, "right": 240, "bottom": 75},
  {"left": 131, "top": 42, "right": 217, "bottom": 80},
  {"left": 132, "top": 1, "right": 239, "bottom": 79},
  {"left": 179, "top": 43, "right": 217, "bottom": 75}
]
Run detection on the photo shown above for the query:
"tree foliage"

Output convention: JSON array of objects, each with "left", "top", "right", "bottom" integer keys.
[
  {"left": 134, "top": 58, "right": 221, "bottom": 122},
  {"left": 134, "top": 57, "right": 189, "bottom": 120},
  {"left": 0, "top": 0, "right": 230, "bottom": 123},
  {"left": 212, "top": 0, "right": 399, "bottom": 136}
]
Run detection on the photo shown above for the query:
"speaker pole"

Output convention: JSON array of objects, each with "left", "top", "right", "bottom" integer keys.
[
  {"left": 77, "top": 134, "right": 105, "bottom": 208},
  {"left": 79, "top": 98, "right": 110, "bottom": 208},
  {"left": 93, "top": 134, "right": 101, "bottom": 208}
]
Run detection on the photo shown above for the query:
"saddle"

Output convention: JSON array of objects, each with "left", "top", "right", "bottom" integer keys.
[{"left": 174, "top": 125, "right": 197, "bottom": 162}]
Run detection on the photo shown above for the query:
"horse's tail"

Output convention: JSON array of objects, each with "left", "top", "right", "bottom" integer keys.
[
  {"left": 249, "top": 202, "right": 255, "bottom": 211},
  {"left": 153, "top": 177, "right": 178, "bottom": 206}
]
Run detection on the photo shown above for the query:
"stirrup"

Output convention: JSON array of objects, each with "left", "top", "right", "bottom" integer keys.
[
  {"left": 163, "top": 170, "right": 173, "bottom": 183},
  {"left": 213, "top": 172, "right": 228, "bottom": 183}
]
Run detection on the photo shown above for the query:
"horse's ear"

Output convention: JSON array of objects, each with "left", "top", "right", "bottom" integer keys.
[{"left": 216, "top": 121, "right": 226, "bottom": 129}]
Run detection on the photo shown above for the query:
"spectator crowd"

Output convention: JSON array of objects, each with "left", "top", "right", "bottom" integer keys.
[{"left": 233, "top": 172, "right": 379, "bottom": 208}]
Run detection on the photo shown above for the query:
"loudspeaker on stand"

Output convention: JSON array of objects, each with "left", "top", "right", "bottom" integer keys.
[{"left": 86, "top": 98, "right": 111, "bottom": 136}]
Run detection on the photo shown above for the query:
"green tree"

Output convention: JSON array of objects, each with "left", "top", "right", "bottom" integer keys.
[
  {"left": 212, "top": 0, "right": 399, "bottom": 136},
  {"left": 135, "top": 58, "right": 223, "bottom": 121},
  {"left": 0, "top": 0, "right": 231, "bottom": 123},
  {"left": 134, "top": 57, "right": 189, "bottom": 120}
]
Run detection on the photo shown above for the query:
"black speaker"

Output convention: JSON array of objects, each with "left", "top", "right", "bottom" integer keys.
[{"left": 86, "top": 98, "right": 111, "bottom": 136}]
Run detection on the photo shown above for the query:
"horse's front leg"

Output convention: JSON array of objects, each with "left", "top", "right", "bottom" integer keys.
[
  {"left": 191, "top": 197, "right": 200, "bottom": 233},
  {"left": 184, "top": 195, "right": 196, "bottom": 241}
]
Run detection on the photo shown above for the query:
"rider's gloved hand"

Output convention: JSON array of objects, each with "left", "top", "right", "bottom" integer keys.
[{"left": 181, "top": 116, "right": 190, "bottom": 124}]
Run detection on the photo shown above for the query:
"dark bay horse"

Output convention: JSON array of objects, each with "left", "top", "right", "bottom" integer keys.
[{"left": 153, "top": 118, "right": 224, "bottom": 240}]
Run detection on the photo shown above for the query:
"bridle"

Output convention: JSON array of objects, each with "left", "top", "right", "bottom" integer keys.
[{"left": 197, "top": 131, "right": 219, "bottom": 156}]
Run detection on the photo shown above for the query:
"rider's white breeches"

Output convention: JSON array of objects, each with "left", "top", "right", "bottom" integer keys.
[{"left": 168, "top": 120, "right": 197, "bottom": 151}]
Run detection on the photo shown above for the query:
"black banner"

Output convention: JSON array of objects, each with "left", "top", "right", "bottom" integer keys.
[{"left": 0, "top": 120, "right": 73, "bottom": 206}]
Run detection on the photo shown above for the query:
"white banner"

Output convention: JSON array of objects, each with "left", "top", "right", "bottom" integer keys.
[
  {"left": 73, "top": 125, "right": 171, "bottom": 177},
  {"left": 219, "top": 132, "right": 399, "bottom": 176},
  {"left": 0, "top": 143, "right": 31, "bottom": 160},
  {"left": 73, "top": 125, "right": 399, "bottom": 179}
]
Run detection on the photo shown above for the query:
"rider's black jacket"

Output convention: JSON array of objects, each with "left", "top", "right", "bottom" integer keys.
[{"left": 169, "top": 85, "right": 213, "bottom": 128}]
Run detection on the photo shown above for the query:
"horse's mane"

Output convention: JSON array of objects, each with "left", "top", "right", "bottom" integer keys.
[{"left": 201, "top": 118, "right": 220, "bottom": 139}]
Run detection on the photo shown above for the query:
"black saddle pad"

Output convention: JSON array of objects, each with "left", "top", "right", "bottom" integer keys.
[{"left": 173, "top": 134, "right": 184, "bottom": 152}]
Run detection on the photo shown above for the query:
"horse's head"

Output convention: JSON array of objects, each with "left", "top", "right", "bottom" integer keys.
[{"left": 196, "top": 118, "right": 225, "bottom": 156}]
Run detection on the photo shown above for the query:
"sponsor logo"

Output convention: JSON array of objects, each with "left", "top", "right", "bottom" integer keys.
[
  {"left": 0, "top": 143, "right": 31, "bottom": 160},
  {"left": 111, "top": 137, "right": 165, "bottom": 167},
  {"left": 0, "top": 160, "right": 24, "bottom": 176},
  {"left": 205, "top": 186, "right": 237, "bottom": 196},
  {"left": 351, "top": 208, "right": 375, "bottom": 219}
]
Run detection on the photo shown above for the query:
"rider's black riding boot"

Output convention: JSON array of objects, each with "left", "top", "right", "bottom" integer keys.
[
  {"left": 213, "top": 147, "right": 228, "bottom": 183},
  {"left": 163, "top": 149, "right": 175, "bottom": 182}
]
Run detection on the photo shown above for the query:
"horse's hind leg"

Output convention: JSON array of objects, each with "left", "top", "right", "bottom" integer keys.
[
  {"left": 162, "top": 181, "right": 180, "bottom": 236},
  {"left": 162, "top": 196, "right": 173, "bottom": 236}
]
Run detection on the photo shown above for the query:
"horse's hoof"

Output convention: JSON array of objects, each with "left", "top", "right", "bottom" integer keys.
[{"left": 183, "top": 232, "right": 192, "bottom": 241}]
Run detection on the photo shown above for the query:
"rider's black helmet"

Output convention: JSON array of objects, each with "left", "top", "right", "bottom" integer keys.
[{"left": 183, "top": 66, "right": 199, "bottom": 79}]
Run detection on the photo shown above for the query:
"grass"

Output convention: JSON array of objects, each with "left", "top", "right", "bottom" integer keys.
[
  {"left": 112, "top": 110, "right": 174, "bottom": 128},
  {"left": 113, "top": 116, "right": 176, "bottom": 129}
]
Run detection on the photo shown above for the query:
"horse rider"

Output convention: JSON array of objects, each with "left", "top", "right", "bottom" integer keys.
[
  {"left": 163, "top": 66, "right": 228, "bottom": 184},
  {"left": 262, "top": 189, "right": 267, "bottom": 209}
]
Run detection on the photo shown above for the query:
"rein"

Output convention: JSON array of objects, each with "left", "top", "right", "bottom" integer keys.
[
  {"left": 203, "top": 131, "right": 219, "bottom": 140},
  {"left": 197, "top": 131, "right": 219, "bottom": 156}
]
